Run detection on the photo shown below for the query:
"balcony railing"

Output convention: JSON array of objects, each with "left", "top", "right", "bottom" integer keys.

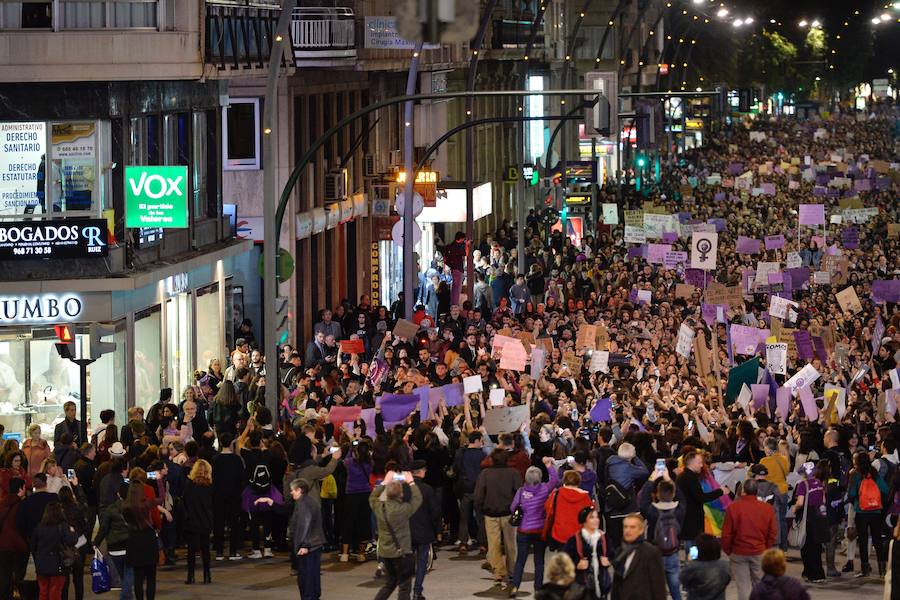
[
  {"left": 290, "top": 6, "right": 355, "bottom": 63},
  {"left": 206, "top": 1, "right": 280, "bottom": 70}
]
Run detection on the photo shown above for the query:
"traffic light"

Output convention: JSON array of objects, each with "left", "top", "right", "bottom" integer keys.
[
  {"left": 274, "top": 296, "right": 291, "bottom": 347},
  {"left": 636, "top": 155, "right": 647, "bottom": 168},
  {"left": 54, "top": 325, "right": 75, "bottom": 360},
  {"left": 89, "top": 324, "right": 117, "bottom": 360}
]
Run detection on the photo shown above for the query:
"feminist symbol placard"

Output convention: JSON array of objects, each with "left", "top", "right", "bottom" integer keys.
[{"left": 691, "top": 232, "right": 718, "bottom": 270}]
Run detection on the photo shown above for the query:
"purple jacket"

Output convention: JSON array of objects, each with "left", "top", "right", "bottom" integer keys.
[
  {"left": 510, "top": 467, "right": 559, "bottom": 532},
  {"left": 241, "top": 485, "right": 284, "bottom": 513},
  {"left": 344, "top": 456, "right": 373, "bottom": 495}
]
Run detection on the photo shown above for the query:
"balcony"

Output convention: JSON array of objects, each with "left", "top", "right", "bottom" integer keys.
[
  {"left": 290, "top": 6, "right": 355, "bottom": 66},
  {"left": 205, "top": 0, "right": 281, "bottom": 73}
]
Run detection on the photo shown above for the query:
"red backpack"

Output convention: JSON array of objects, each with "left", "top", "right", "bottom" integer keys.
[{"left": 859, "top": 475, "right": 883, "bottom": 511}]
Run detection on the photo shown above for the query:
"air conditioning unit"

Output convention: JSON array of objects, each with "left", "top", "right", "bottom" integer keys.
[
  {"left": 388, "top": 150, "right": 402, "bottom": 167},
  {"left": 325, "top": 169, "right": 346, "bottom": 201},
  {"left": 364, "top": 154, "right": 378, "bottom": 177}
]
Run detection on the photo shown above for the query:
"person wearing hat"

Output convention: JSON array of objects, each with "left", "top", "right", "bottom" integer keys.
[
  {"left": 407, "top": 459, "right": 440, "bottom": 600},
  {"left": 288, "top": 477, "right": 325, "bottom": 600}
]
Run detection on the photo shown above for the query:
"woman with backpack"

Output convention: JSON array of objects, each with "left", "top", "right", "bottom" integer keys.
[
  {"left": 241, "top": 459, "right": 284, "bottom": 558},
  {"left": 58, "top": 485, "right": 89, "bottom": 600},
  {"left": 847, "top": 450, "right": 889, "bottom": 577},
  {"left": 791, "top": 461, "right": 827, "bottom": 583},
  {"left": 30, "top": 501, "right": 78, "bottom": 600},
  {"left": 563, "top": 507, "right": 611, "bottom": 600}
]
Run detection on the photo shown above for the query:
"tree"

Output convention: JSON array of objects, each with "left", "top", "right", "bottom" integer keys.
[{"left": 734, "top": 30, "right": 800, "bottom": 93}]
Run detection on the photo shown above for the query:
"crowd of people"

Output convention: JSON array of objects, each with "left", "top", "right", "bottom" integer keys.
[{"left": 0, "top": 101, "right": 898, "bottom": 600}]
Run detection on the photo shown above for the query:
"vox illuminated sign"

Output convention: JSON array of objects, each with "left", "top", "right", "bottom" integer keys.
[{"left": 125, "top": 166, "right": 188, "bottom": 228}]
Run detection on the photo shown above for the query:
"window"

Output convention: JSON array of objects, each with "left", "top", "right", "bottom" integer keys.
[
  {"left": 192, "top": 111, "right": 208, "bottom": 219},
  {"left": 195, "top": 283, "right": 222, "bottom": 370},
  {"left": 223, "top": 98, "right": 260, "bottom": 170},
  {"left": 50, "top": 122, "right": 99, "bottom": 212},
  {"left": 134, "top": 306, "right": 161, "bottom": 409}
]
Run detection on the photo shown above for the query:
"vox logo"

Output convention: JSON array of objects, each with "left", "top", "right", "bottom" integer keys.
[{"left": 125, "top": 166, "right": 189, "bottom": 229}]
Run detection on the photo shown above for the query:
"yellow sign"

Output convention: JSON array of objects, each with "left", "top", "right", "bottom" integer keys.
[
  {"left": 396, "top": 170, "right": 438, "bottom": 184},
  {"left": 685, "top": 118, "right": 704, "bottom": 130},
  {"left": 396, "top": 170, "right": 439, "bottom": 206},
  {"left": 370, "top": 242, "right": 380, "bottom": 306},
  {"left": 565, "top": 195, "right": 590, "bottom": 205}
]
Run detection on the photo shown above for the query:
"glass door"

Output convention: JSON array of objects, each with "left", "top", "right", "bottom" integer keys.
[{"left": 166, "top": 293, "right": 192, "bottom": 395}]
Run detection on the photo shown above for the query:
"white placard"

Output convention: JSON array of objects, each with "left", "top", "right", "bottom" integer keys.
[
  {"left": 463, "top": 375, "right": 483, "bottom": 394},
  {"left": 676, "top": 324, "right": 694, "bottom": 359},
  {"left": 766, "top": 343, "right": 787, "bottom": 375},
  {"left": 691, "top": 231, "right": 718, "bottom": 270}
]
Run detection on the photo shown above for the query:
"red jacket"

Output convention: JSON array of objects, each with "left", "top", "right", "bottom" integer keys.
[
  {"left": 544, "top": 485, "right": 593, "bottom": 545},
  {"left": 0, "top": 494, "right": 28, "bottom": 553},
  {"left": 721, "top": 494, "right": 777, "bottom": 556}
]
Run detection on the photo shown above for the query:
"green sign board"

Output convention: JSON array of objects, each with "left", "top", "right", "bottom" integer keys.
[{"left": 125, "top": 166, "right": 188, "bottom": 228}]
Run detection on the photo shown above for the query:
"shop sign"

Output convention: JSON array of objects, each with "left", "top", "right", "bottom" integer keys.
[
  {"left": 370, "top": 242, "right": 380, "bottom": 306},
  {"left": 685, "top": 118, "right": 704, "bottom": 130},
  {"left": 0, "top": 219, "right": 108, "bottom": 259},
  {"left": 311, "top": 207, "right": 327, "bottom": 234},
  {"left": 125, "top": 166, "right": 189, "bottom": 228},
  {"left": 397, "top": 170, "right": 438, "bottom": 207},
  {"left": 0, "top": 293, "right": 84, "bottom": 324},
  {"left": 0, "top": 121, "right": 46, "bottom": 215},
  {"left": 164, "top": 273, "right": 189, "bottom": 296},
  {"left": 374, "top": 215, "right": 399, "bottom": 240}
]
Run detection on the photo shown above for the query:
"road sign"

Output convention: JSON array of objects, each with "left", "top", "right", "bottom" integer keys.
[{"left": 257, "top": 248, "right": 295, "bottom": 282}]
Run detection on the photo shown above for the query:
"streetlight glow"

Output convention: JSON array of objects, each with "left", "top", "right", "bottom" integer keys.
[
  {"left": 744, "top": 16, "right": 754, "bottom": 24},
  {"left": 717, "top": 8, "right": 728, "bottom": 17},
  {"left": 798, "top": 20, "right": 808, "bottom": 27},
  {"left": 811, "top": 20, "right": 821, "bottom": 28},
  {"left": 733, "top": 18, "right": 743, "bottom": 27}
]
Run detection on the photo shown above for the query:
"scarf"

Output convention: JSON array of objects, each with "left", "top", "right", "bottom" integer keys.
[
  {"left": 612, "top": 536, "right": 643, "bottom": 578},
  {"left": 582, "top": 528, "right": 603, "bottom": 595}
]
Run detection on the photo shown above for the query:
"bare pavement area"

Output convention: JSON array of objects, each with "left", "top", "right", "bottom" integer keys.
[{"left": 84, "top": 545, "right": 886, "bottom": 600}]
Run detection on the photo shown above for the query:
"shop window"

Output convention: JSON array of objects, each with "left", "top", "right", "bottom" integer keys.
[
  {"left": 50, "top": 122, "right": 100, "bottom": 213},
  {"left": 134, "top": 306, "right": 162, "bottom": 409},
  {"left": 223, "top": 98, "right": 260, "bottom": 170},
  {"left": 192, "top": 111, "right": 208, "bottom": 220},
  {"left": 86, "top": 322, "right": 126, "bottom": 431},
  {"left": 195, "top": 283, "right": 223, "bottom": 372},
  {"left": 165, "top": 293, "right": 192, "bottom": 396}
]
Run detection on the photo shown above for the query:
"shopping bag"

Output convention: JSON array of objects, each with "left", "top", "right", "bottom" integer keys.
[{"left": 91, "top": 551, "right": 111, "bottom": 594}]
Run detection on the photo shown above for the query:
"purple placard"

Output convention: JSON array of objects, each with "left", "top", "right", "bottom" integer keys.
[
  {"left": 701, "top": 303, "right": 727, "bottom": 326},
  {"left": 736, "top": 236, "right": 761, "bottom": 254},
  {"left": 872, "top": 280, "right": 900, "bottom": 303},
  {"left": 799, "top": 204, "right": 825, "bottom": 225},
  {"left": 590, "top": 397, "right": 612, "bottom": 422},
  {"left": 765, "top": 235, "right": 785, "bottom": 250},
  {"left": 827, "top": 188, "right": 840, "bottom": 198},
  {"left": 785, "top": 267, "right": 809, "bottom": 290},
  {"left": 684, "top": 268, "right": 708, "bottom": 289},
  {"left": 677, "top": 212, "right": 693, "bottom": 223},
  {"left": 714, "top": 192, "right": 726, "bottom": 202},
  {"left": 442, "top": 383, "right": 465, "bottom": 407},
  {"left": 799, "top": 385, "right": 818, "bottom": 421},
  {"left": 794, "top": 330, "right": 814, "bottom": 360},
  {"left": 842, "top": 226, "right": 859, "bottom": 249},
  {"left": 776, "top": 387, "right": 791, "bottom": 421},
  {"left": 627, "top": 245, "right": 646, "bottom": 260},
  {"left": 728, "top": 162, "right": 744, "bottom": 175},
  {"left": 854, "top": 179, "right": 871, "bottom": 192},
  {"left": 663, "top": 251, "right": 688, "bottom": 269},
  {"left": 761, "top": 183, "right": 776, "bottom": 196},
  {"left": 647, "top": 243, "right": 671, "bottom": 264},
  {"left": 708, "top": 218, "right": 726, "bottom": 232},
  {"left": 662, "top": 231, "right": 679, "bottom": 244},
  {"left": 815, "top": 173, "right": 830, "bottom": 186},
  {"left": 813, "top": 186, "right": 827, "bottom": 197},
  {"left": 876, "top": 177, "right": 891, "bottom": 191},
  {"left": 812, "top": 336, "right": 829, "bottom": 363}
]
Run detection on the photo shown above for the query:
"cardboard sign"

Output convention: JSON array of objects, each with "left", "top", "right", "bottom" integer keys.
[
  {"left": 835, "top": 286, "right": 862, "bottom": 315},
  {"left": 393, "top": 318, "right": 420, "bottom": 340},
  {"left": 675, "top": 283, "right": 696, "bottom": 300},
  {"left": 483, "top": 404, "right": 529, "bottom": 435},
  {"left": 691, "top": 232, "right": 718, "bottom": 270},
  {"left": 595, "top": 325, "right": 610, "bottom": 349},
  {"left": 576, "top": 324, "right": 598, "bottom": 350}
]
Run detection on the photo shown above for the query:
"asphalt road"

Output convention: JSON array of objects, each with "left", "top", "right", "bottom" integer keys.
[{"left": 82, "top": 544, "right": 886, "bottom": 599}]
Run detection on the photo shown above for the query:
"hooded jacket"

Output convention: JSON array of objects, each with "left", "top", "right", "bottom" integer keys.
[
  {"left": 545, "top": 485, "right": 593, "bottom": 545},
  {"left": 638, "top": 479, "right": 687, "bottom": 555},
  {"left": 370, "top": 483, "right": 422, "bottom": 558},
  {"left": 679, "top": 558, "right": 731, "bottom": 600},
  {"left": 0, "top": 493, "right": 27, "bottom": 553},
  {"left": 510, "top": 467, "right": 559, "bottom": 532}
]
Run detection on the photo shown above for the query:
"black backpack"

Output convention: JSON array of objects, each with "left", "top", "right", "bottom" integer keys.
[
  {"left": 249, "top": 463, "right": 271, "bottom": 495},
  {"left": 603, "top": 463, "right": 634, "bottom": 512}
]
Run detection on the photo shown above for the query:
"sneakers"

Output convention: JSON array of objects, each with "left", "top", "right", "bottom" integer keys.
[
  {"left": 263, "top": 548, "right": 274, "bottom": 558},
  {"left": 841, "top": 561, "right": 854, "bottom": 573},
  {"left": 248, "top": 550, "right": 263, "bottom": 559},
  {"left": 356, "top": 553, "right": 367, "bottom": 563},
  {"left": 826, "top": 569, "right": 841, "bottom": 578},
  {"left": 229, "top": 554, "right": 243, "bottom": 561},
  {"left": 508, "top": 586, "right": 518, "bottom": 598},
  {"left": 339, "top": 554, "right": 350, "bottom": 563}
]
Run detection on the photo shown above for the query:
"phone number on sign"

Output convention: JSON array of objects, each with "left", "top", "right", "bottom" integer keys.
[{"left": 11, "top": 246, "right": 53, "bottom": 255}]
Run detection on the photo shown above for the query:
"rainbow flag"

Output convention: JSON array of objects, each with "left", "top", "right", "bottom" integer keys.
[{"left": 701, "top": 470, "right": 732, "bottom": 537}]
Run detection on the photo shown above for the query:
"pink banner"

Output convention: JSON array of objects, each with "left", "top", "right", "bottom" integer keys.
[{"left": 799, "top": 204, "right": 825, "bottom": 226}]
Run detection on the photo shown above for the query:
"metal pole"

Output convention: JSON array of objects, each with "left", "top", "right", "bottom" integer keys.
[
  {"left": 403, "top": 42, "right": 423, "bottom": 321},
  {"left": 517, "top": 121, "right": 526, "bottom": 275},
  {"left": 262, "top": 0, "right": 297, "bottom": 413},
  {"left": 79, "top": 361, "right": 88, "bottom": 443}
]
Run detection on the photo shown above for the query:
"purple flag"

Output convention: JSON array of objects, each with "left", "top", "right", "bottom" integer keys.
[
  {"left": 751, "top": 384, "right": 770, "bottom": 408},
  {"left": 442, "top": 383, "right": 465, "bottom": 407},
  {"left": 736, "top": 236, "right": 761, "bottom": 254},
  {"left": 872, "top": 280, "right": 900, "bottom": 303},
  {"left": 414, "top": 386, "right": 431, "bottom": 415},
  {"left": 714, "top": 192, "right": 726, "bottom": 202},
  {"left": 776, "top": 387, "right": 792, "bottom": 421},
  {"left": 873, "top": 315, "right": 886, "bottom": 354},
  {"left": 764, "top": 235, "right": 785, "bottom": 250},
  {"left": 377, "top": 393, "right": 419, "bottom": 422},
  {"left": 799, "top": 204, "right": 825, "bottom": 225},
  {"left": 799, "top": 386, "right": 818, "bottom": 422},
  {"left": 794, "top": 330, "right": 814, "bottom": 360},
  {"left": 590, "top": 398, "right": 612, "bottom": 422}
]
